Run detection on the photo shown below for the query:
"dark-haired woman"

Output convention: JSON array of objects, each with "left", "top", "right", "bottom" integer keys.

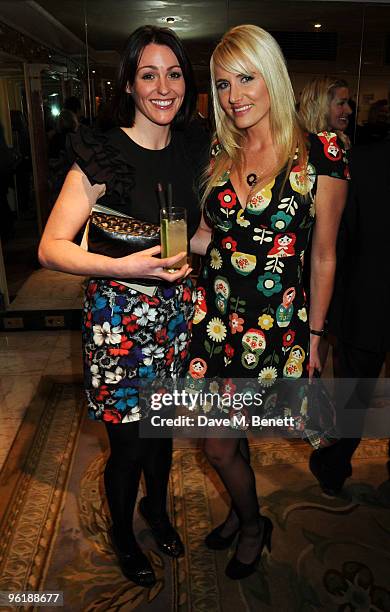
[{"left": 39, "top": 25, "right": 208, "bottom": 587}]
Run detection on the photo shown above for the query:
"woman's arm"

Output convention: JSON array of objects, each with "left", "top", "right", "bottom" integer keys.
[
  {"left": 309, "top": 175, "right": 348, "bottom": 375},
  {"left": 190, "top": 213, "right": 212, "bottom": 255},
  {"left": 38, "top": 164, "right": 190, "bottom": 282}
]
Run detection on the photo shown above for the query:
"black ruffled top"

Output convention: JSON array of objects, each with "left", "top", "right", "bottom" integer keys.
[{"left": 67, "top": 123, "right": 209, "bottom": 239}]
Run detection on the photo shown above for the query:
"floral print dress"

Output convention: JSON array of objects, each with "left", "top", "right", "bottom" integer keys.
[{"left": 188, "top": 132, "right": 349, "bottom": 392}]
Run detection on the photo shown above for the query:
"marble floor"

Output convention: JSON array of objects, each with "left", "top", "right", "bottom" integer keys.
[{"left": 0, "top": 268, "right": 84, "bottom": 469}]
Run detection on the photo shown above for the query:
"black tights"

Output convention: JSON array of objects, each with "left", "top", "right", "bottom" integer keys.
[
  {"left": 104, "top": 421, "right": 173, "bottom": 550},
  {"left": 204, "top": 437, "right": 258, "bottom": 531},
  {"left": 204, "top": 436, "right": 262, "bottom": 562}
]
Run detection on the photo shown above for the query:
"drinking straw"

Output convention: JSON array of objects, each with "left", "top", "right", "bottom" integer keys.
[
  {"left": 167, "top": 183, "right": 173, "bottom": 214},
  {"left": 157, "top": 182, "right": 167, "bottom": 216}
]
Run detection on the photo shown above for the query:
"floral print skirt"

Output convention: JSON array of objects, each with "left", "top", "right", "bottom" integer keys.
[{"left": 82, "top": 278, "right": 196, "bottom": 424}]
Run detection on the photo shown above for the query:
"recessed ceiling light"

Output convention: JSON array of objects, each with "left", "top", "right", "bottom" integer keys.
[
  {"left": 159, "top": 16, "right": 183, "bottom": 25},
  {"left": 92, "top": 70, "right": 96, "bottom": 74},
  {"left": 107, "top": 81, "right": 111, "bottom": 85},
  {"left": 314, "top": 23, "right": 322, "bottom": 29}
]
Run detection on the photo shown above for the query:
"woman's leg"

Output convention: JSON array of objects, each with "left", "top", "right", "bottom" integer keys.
[
  {"left": 208, "top": 437, "right": 251, "bottom": 537},
  {"left": 140, "top": 437, "right": 184, "bottom": 557},
  {"left": 104, "top": 421, "right": 144, "bottom": 550},
  {"left": 204, "top": 437, "right": 263, "bottom": 563},
  {"left": 142, "top": 437, "right": 173, "bottom": 519}
]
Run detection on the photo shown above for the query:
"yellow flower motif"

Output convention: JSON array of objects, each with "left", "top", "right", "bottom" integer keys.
[
  {"left": 207, "top": 317, "right": 227, "bottom": 342},
  {"left": 258, "top": 366, "right": 278, "bottom": 387},
  {"left": 258, "top": 314, "right": 274, "bottom": 330},
  {"left": 298, "top": 307, "right": 308, "bottom": 322},
  {"left": 210, "top": 248, "right": 222, "bottom": 270},
  {"left": 237, "top": 209, "right": 250, "bottom": 227}
]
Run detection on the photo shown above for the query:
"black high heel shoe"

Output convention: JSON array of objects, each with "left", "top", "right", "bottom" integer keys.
[
  {"left": 139, "top": 497, "right": 184, "bottom": 558},
  {"left": 225, "top": 516, "right": 273, "bottom": 580},
  {"left": 205, "top": 521, "right": 240, "bottom": 550},
  {"left": 109, "top": 529, "right": 156, "bottom": 587}
]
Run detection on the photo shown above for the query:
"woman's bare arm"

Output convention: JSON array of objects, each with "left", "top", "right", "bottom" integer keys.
[
  {"left": 309, "top": 175, "right": 348, "bottom": 374},
  {"left": 190, "top": 213, "right": 212, "bottom": 255},
  {"left": 38, "top": 164, "right": 190, "bottom": 282}
]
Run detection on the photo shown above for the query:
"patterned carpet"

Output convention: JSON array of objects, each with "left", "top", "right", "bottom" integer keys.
[{"left": 0, "top": 380, "right": 389, "bottom": 611}]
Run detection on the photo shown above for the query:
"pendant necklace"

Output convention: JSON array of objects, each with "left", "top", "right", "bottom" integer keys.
[{"left": 246, "top": 173, "right": 258, "bottom": 187}]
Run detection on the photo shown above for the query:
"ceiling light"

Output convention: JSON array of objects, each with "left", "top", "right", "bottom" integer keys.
[
  {"left": 92, "top": 70, "right": 96, "bottom": 74},
  {"left": 159, "top": 16, "right": 183, "bottom": 25},
  {"left": 107, "top": 81, "right": 111, "bottom": 85},
  {"left": 314, "top": 23, "right": 322, "bottom": 29}
]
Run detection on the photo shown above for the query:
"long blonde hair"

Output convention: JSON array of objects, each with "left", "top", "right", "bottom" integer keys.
[
  {"left": 299, "top": 76, "right": 348, "bottom": 133},
  {"left": 201, "top": 24, "right": 307, "bottom": 206}
]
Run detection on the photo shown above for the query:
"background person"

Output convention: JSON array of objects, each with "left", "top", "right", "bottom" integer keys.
[
  {"left": 299, "top": 76, "right": 352, "bottom": 149},
  {"left": 39, "top": 25, "right": 208, "bottom": 588},
  {"left": 309, "top": 139, "right": 390, "bottom": 495}
]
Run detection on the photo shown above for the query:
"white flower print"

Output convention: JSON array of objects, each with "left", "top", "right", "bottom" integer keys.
[
  {"left": 176, "top": 332, "right": 188, "bottom": 353},
  {"left": 143, "top": 344, "right": 165, "bottom": 365},
  {"left": 207, "top": 317, "right": 227, "bottom": 342},
  {"left": 93, "top": 321, "right": 122, "bottom": 346},
  {"left": 105, "top": 366, "right": 124, "bottom": 384},
  {"left": 91, "top": 364, "right": 101, "bottom": 388},
  {"left": 258, "top": 366, "right": 278, "bottom": 387},
  {"left": 133, "top": 302, "right": 157, "bottom": 326},
  {"left": 210, "top": 248, "right": 223, "bottom": 270}
]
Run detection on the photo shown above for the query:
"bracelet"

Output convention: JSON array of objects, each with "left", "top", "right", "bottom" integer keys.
[{"left": 310, "top": 328, "right": 325, "bottom": 337}]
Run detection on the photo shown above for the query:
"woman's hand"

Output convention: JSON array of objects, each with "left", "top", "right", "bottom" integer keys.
[
  {"left": 115, "top": 245, "right": 192, "bottom": 282},
  {"left": 309, "top": 334, "right": 322, "bottom": 379}
]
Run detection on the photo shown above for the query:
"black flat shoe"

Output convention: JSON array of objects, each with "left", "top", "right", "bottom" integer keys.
[
  {"left": 109, "top": 530, "right": 156, "bottom": 587},
  {"left": 225, "top": 516, "right": 273, "bottom": 580},
  {"left": 205, "top": 521, "right": 240, "bottom": 550},
  {"left": 139, "top": 497, "right": 184, "bottom": 558}
]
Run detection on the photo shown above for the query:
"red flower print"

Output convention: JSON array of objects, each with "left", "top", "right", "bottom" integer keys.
[
  {"left": 221, "top": 378, "right": 237, "bottom": 396},
  {"left": 108, "top": 334, "right": 133, "bottom": 356},
  {"left": 218, "top": 189, "right": 236, "bottom": 209},
  {"left": 103, "top": 408, "right": 122, "bottom": 424},
  {"left": 96, "top": 385, "right": 110, "bottom": 402},
  {"left": 155, "top": 327, "right": 168, "bottom": 345},
  {"left": 122, "top": 315, "right": 139, "bottom": 333},
  {"left": 229, "top": 312, "right": 244, "bottom": 334},
  {"left": 109, "top": 281, "right": 127, "bottom": 291},
  {"left": 85, "top": 311, "right": 92, "bottom": 328},
  {"left": 224, "top": 343, "right": 235, "bottom": 358},
  {"left": 221, "top": 236, "right": 238, "bottom": 252},
  {"left": 182, "top": 286, "right": 192, "bottom": 302},
  {"left": 140, "top": 294, "right": 160, "bottom": 306},
  {"left": 165, "top": 346, "right": 175, "bottom": 366},
  {"left": 283, "top": 330, "right": 296, "bottom": 347},
  {"left": 87, "top": 282, "right": 97, "bottom": 298}
]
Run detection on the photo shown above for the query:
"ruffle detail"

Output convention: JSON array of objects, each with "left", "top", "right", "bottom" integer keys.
[{"left": 66, "top": 126, "right": 135, "bottom": 206}]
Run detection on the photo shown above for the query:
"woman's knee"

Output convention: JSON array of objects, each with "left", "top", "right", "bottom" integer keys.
[{"left": 203, "top": 438, "right": 238, "bottom": 468}]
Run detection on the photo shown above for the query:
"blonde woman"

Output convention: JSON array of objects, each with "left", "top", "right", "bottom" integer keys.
[
  {"left": 189, "top": 25, "right": 349, "bottom": 580},
  {"left": 299, "top": 76, "right": 352, "bottom": 149}
]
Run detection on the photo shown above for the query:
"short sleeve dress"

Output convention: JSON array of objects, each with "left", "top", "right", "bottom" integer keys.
[
  {"left": 67, "top": 125, "right": 209, "bottom": 424},
  {"left": 188, "top": 132, "right": 349, "bottom": 389}
]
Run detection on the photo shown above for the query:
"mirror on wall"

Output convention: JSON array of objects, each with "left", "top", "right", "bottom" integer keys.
[{"left": 0, "top": 1, "right": 87, "bottom": 305}]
